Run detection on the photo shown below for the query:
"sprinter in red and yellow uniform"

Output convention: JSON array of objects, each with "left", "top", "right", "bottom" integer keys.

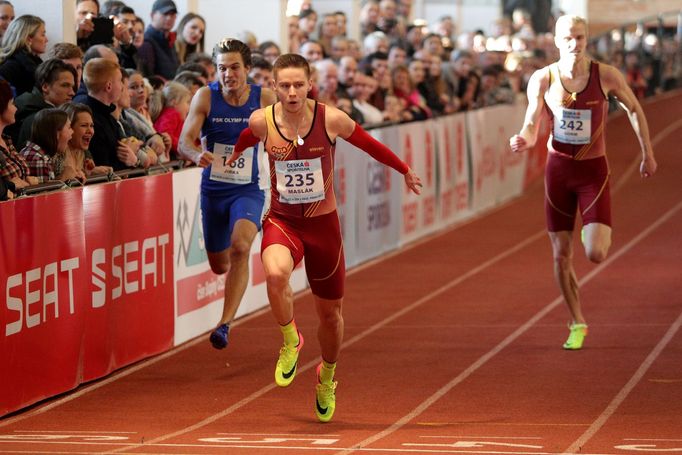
[
  {"left": 509, "top": 15, "right": 657, "bottom": 350},
  {"left": 229, "top": 53, "right": 421, "bottom": 422}
]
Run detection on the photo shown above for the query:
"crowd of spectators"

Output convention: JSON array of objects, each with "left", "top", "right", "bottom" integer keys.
[{"left": 0, "top": 0, "right": 680, "bottom": 201}]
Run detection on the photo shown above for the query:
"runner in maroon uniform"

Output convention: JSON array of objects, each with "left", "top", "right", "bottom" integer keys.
[
  {"left": 509, "top": 15, "right": 657, "bottom": 350},
  {"left": 230, "top": 53, "right": 421, "bottom": 421}
]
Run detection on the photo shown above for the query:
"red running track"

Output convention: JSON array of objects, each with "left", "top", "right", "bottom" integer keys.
[{"left": 2, "top": 90, "right": 682, "bottom": 455}]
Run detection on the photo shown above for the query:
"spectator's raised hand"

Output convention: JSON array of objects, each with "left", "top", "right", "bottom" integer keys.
[
  {"left": 114, "top": 21, "right": 132, "bottom": 45},
  {"left": 77, "top": 14, "right": 95, "bottom": 39}
]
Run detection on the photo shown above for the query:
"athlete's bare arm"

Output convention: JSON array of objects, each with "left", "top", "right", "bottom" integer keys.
[
  {"left": 179, "top": 86, "right": 213, "bottom": 167},
  {"left": 260, "top": 87, "right": 278, "bottom": 108},
  {"left": 600, "top": 63, "right": 657, "bottom": 177},
  {"left": 327, "top": 104, "right": 423, "bottom": 195},
  {"left": 509, "top": 67, "right": 550, "bottom": 153},
  {"left": 325, "top": 103, "right": 356, "bottom": 141},
  {"left": 248, "top": 107, "right": 268, "bottom": 141}
]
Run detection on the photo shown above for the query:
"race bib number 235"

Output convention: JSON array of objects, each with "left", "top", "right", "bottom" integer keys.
[{"left": 275, "top": 158, "right": 324, "bottom": 204}]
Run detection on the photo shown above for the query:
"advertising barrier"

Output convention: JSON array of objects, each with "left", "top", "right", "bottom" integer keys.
[{"left": 1, "top": 175, "right": 174, "bottom": 415}]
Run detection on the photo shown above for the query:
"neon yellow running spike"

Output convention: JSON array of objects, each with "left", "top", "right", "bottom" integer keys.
[
  {"left": 563, "top": 323, "right": 588, "bottom": 350},
  {"left": 315, "top": 364, "right": 337, "bottom": 423},
  {"left": 275, "top": 331, "right": 304, "bottom": 387}
]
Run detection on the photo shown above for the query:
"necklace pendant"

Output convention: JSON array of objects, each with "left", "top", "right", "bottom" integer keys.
[{"left": 297, "top": 135, "right": 304, "bottom": 146}]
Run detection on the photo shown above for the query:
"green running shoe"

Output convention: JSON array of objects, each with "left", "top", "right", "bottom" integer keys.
[
  {"left": 274, "top": 331, "right": 304, "bottom": 387},
  {"left": 315, "top": 363, "right": 337, "bottom": 423},
  {"left": 563, "top": 323, "right": 588, "bottom": 350}
]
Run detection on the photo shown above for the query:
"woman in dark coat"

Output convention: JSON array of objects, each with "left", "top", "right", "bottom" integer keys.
[{"left": 0, "top": 15, "right": 47, "bottom": 97}]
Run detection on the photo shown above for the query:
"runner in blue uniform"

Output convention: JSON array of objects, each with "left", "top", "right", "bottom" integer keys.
[{"left": 179, "top": 38, "right": 277, "bottom": 349}]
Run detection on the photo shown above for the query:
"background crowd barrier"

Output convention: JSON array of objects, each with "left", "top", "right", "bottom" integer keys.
[{"left": 1, "top": 103, "right": 546, "bottom": 416}]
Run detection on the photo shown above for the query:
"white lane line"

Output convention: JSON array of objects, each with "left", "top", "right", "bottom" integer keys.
[
  {"left": 418, "top": 423, "right": 589, "bottom": 427},
  {"left": 0, "top": 445, "right": 619, "bottom": 455},
  {"left": 564, "top": 309, "right": 682, "bottom": 454},
  {"left": 214, "top": 432, "right": 340, "bottom": 436},
  {"left": 336, "top": 199, "right": 682, "bottom": 455},
  {"left": 623, "top": 438, "right": 682, "bottom": 441},
  {"left": 13, "top": 431, "right": 137, "bottom": 434},
  {"left": 419, "top": 436, "right": 543, "bottom": 440}
]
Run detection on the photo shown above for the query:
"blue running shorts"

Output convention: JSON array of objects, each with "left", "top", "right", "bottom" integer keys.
[{"left": 201, "top": 188, "right": 265, "bottom": 253}]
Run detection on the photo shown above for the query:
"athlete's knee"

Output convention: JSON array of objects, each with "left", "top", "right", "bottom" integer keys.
[
  {"left": 585, "top": 244, "right": 608, "bottom": 263},
  {"left": 210, "top": 263, "right": 229, "bottom": 274},
  {"left": 318, "top": 302, "right": 343, "bottom": 328},
  {"left": 265, "top": 267, "right": 290, "bottom": 291},
  {"left": 208, "top": 256, "right": 230, "bottom": 274},
  {"left": 582, "top": 223, "right": 611, "bottom": 263},
  {"left": 553, "top": 248, "right": 573, "bottom": 271},
  {"left": 228, "top": 239, "right": 252, "bottom": 262},
  {"left": 549, "top": 232, "right": 572, "bottom": 265}
]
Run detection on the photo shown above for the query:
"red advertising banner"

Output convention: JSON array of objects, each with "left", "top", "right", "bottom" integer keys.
[
  {"left": 82, "top": 175, "right": 174, "bottom": 381},
  {"left": 1, "top": 175, "right": 175, "bottom": 416},
  {"left": 1, "top": 190, "right": 88, "bottom": 416}
]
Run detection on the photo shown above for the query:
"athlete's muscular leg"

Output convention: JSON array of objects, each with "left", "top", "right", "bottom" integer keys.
[
  {"left": 207, "top": 248, "right": 231, "bottom": 315},
  {"left": 213, "top": 219, "right": 259, "bottom": 325},
  {"left": 314, "top": 296, "right": 343, "bottom": 363},
  {"left": 581, "top": 222, "right": 612, "bottom": 263},
  {"left": 548, "top": 230, "right": 585, "bottom": 325},
  {"left": 262, "top": 244, "right": 295, "bottom": 325}
]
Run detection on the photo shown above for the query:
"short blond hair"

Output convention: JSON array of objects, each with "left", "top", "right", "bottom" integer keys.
[
  {"left": 149, "top": 81, "right": 190, "bottom": 121},
  {"left": 161, "top": 81, "right": 190, "bottom": 106},
  {"left": 555, "top": 15, "right": 588, "bottom": 35},
  {"left": 83, "top": 58, "right": 120, "bottom": 94}
]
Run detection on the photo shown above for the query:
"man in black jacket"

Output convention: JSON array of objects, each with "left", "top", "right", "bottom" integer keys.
[
  {"left": 81, "top": 58, "right": 137, "bottom": 170},
  {"left": 137, "top": 0, "right": 179, "bottom": 80}
]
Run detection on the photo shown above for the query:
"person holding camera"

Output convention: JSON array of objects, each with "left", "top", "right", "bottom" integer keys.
[{"left": 75, "top": 0, "right": 135, "bottom": 62}]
